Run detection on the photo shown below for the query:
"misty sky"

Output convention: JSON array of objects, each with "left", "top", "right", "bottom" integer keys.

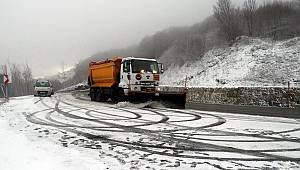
[{"left": 0, "top": 0, "right": 245, "bottom": 77}]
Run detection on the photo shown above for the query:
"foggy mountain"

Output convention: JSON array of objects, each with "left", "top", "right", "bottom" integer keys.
[
  {"left": 4, "top": 0, "right": 300, "bottom": 96},
  {"left": 68, "top": 0, "right": 300, "bottom": 86}
]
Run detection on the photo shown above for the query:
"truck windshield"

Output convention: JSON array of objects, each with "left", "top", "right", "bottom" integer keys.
[
  {"left": 35, "top": 81, "right": 50, "bottom": 87},
  {"left": 131, "top": 60, "right": 159, "bottom": 73}
]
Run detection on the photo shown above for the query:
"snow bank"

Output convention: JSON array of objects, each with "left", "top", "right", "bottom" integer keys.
[
  {"left": 0, "top": 99, "right": 107, "bottom": 170},
  {"left": 161, "top": 36, "right": 300, "bottom": 87}
]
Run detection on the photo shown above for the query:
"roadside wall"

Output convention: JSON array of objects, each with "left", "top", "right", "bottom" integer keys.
[{"left": 187, "top": 87, "right": 300, "bottom": 107}]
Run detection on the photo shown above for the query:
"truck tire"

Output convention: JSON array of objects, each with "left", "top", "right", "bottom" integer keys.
[
  {"left": 95, "top": 89, "right": 106, "bottom": 102},
  {"left": 90, "top": 90, "right": 96, "bottom": 101},
  {"left": 99, "top": 95, "right": 108, "bottom": 102},
  {"left": 111, "top": 88, "right": 126, "bottom": 103},
  {"left": 96, "top": 91, "right": 102, "bottom": 102}
]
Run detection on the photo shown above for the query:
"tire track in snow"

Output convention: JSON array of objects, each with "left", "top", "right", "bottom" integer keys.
[{"left": 24, "top": 95, "right": 300, "bottom": 163}]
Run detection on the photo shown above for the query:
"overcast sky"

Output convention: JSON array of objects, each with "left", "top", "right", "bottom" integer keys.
[{"left": 0, "top": 0, "right": 245, "bottom": 77}]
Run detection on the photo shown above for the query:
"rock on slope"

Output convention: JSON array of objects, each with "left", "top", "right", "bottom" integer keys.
[{"left": 161, "top": 36, "right": 300, "bottom": 87}]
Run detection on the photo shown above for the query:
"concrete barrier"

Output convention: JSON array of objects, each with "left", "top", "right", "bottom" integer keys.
[{"left": 187, "top": 87, "right": 300, "bottom": 108}]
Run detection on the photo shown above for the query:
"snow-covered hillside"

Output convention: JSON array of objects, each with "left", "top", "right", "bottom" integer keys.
[{"left": 161, "top": 36, "right": 300, "bottom": 87}]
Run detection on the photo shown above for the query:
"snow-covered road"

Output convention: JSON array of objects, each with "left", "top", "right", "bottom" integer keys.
[{"left": 0, "top": 94, "right": 300, "bottom": 170}]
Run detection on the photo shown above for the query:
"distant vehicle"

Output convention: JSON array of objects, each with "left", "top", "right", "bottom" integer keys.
[{"left": 33, "top": 80, "right": 54, "bottom": 97}]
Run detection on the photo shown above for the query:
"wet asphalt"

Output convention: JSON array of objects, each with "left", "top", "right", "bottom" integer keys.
[{"left": 187, "top": 102, "right": 300, "bottom": 119}]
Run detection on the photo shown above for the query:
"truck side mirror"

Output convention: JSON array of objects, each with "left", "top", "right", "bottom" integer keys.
[{"left": 158, "top": 63, "right": 164, "bottom": 74}]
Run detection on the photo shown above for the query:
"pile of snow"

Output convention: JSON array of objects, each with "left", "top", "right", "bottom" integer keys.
[
  {"left": 161, "top": 36, "right": 300, "bottom": 87},
  {"left": 0, "top": 99, "right": 107, "bottom": 170},
  {"left": 116, "top": 101, "right": 165, "bottom": 109}
]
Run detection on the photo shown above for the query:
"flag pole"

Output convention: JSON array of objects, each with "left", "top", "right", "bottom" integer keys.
[
  {"left": 1, "top": 85, "right": 5, "bottom": 98},
  {"left": 3, "top": 65, "right": 9, "bottom": 99},
  {"left": 5, "top": 84, "right": 8, "bottom": 99}
]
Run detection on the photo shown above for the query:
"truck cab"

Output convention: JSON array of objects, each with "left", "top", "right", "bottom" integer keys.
[
  {"left": 119, "top": 57, "right": 163, "bottom": 97},
  {"left": 88, "top": 57, "right": 163, "bottom": 102}
]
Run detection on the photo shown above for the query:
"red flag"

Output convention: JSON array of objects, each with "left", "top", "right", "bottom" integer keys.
[
  {"left": 4, "top": 74, "right": 9, "bottom": 85},
  {"left": 3, "top": 65, "right": 9, "bottom": 85}
]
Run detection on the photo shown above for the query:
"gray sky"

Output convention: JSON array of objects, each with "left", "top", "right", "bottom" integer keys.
[{"left": 0, "top": 0, "right": 222, "bottom": 77}]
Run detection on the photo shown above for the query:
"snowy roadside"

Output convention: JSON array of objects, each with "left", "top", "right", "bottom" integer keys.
[
  {"left": 1, "top": 95, "right": 300, "bottom": 170},
  {"left": 0, "top": 97, "right": 108, "bottom": 170}
]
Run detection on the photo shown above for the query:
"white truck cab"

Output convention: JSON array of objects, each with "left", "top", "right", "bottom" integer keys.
[
  {"left": 33, "top": 80, "right": 54, "bottom": 97},
  {"left": 119, "top": 57, "right": 163, "bottom": 96}
]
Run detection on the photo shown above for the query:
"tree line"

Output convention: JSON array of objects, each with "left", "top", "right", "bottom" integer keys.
[
  {"left": 0, "top": 63, "right": 63, "bottom": 97},
  {"left": 0, "top": 63, "right": 35, "bottom": 97},
  {"left": 214, "top": 0, "right": 300, "bottom": 42}
]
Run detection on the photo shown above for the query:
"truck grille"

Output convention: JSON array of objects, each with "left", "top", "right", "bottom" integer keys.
[
  {"left": 140, "top": 81, "right": 155, "bottom": 86},
  {"left": 141, "top": 87, "right": 155, "bottom": 92},
  {"left": 38, "top": 91, "right": 48, "bottom": 94}
]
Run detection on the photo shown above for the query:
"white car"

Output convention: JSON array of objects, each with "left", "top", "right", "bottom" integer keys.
[{"left": 33, "top": 80, "right": 54, "bottom": 97}]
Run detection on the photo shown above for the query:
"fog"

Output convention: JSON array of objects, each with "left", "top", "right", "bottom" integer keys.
[{"left": 0, "top": 0, "right": 242, "bottom": 77}]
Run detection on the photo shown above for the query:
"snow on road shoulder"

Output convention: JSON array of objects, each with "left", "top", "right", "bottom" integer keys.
[
  {"left": 1, "top": 94, "right": 300, "bottom": 169},
  {"left": 0, "top": 97, "right": 107, "bottom": 170}
]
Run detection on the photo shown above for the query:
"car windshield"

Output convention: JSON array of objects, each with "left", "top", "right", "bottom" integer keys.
[
  {"left": 131, "top": 60, "right": 159, "bottom": 73},
  {"left": 35, "top": 81, "right": 50, "bottom": 87}
]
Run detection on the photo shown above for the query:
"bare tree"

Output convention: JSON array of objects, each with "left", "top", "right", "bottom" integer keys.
[
  {"left": 8, "top": 63, "right": 35, "bottom": 97},
  {"left": 243, "top": 0, "right": 257, "bottom": 36},
  {"left": 22, "top": 63, "right": 34, "bottom": 95},
  {"left": 9, "top": 64, "right": 23, "bottom": 96},
  {"left": 213, "top": 0, "right": 242, "bottom": 42}
]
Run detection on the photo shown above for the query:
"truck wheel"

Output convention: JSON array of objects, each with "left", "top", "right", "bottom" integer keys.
[
  {"left": 96, "top": 92, "right": 102, "bottom": 102},
  {"left": 112, "top": 88, "right": 126, "bottom": 103},
  {"left": 90, "top": 91, "right": 96, "bottom": 101},
  {"left": 118, "top": 89, "right": 126, "bottom": 102},
  {"left": 100, "top": 95, "right": 108, "bottom": 102}
]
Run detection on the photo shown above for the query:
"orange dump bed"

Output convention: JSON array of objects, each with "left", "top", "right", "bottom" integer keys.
[{"left": 89, "top": 57, "right": 122, "bottom": 88}]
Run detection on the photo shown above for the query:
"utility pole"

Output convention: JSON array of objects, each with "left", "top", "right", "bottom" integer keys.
[
  {"left": 61, "top": 61, "right": 67, "bottom": 90},
  {"left": 62, "top": 61, "right": 65, "bottom": 79}
]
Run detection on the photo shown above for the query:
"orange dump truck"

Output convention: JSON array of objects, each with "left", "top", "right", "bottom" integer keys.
[{"left": 88, "top": 57, "right": 186, "bottom": 108}]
